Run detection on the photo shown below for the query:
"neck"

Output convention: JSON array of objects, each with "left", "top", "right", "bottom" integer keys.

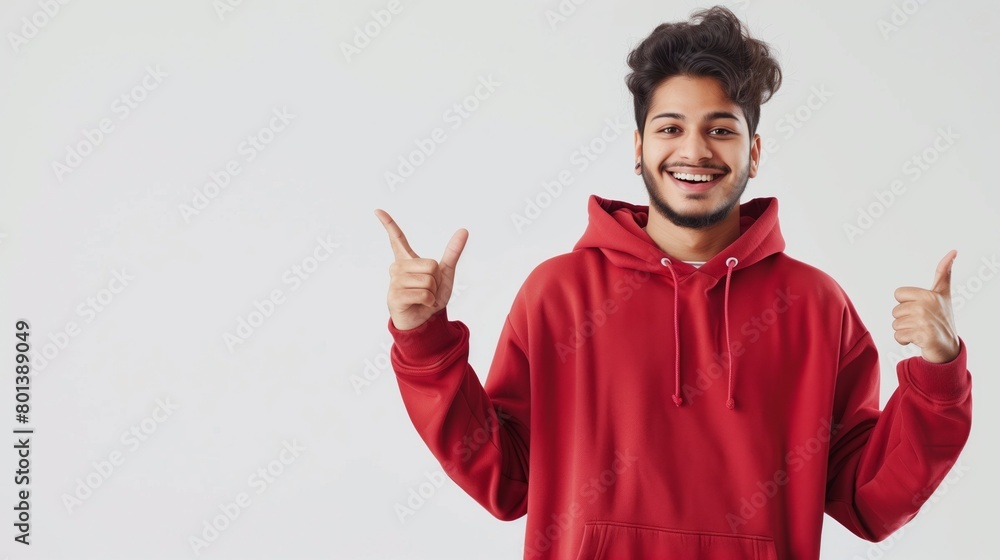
[{"left": 642, "top": 206, "right": 741, "bottom": 263}]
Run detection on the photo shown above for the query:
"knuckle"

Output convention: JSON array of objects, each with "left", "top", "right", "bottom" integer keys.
[
  {"left": 399, "top": 261, "right": 423, "bottom": 275},
  {"left": 413, "top": 258, "right": 435, "bottom": 272}
]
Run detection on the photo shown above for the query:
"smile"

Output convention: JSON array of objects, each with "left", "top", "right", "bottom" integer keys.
[{"left": 667, "top": 171, "right": 726, "bottom": 193}]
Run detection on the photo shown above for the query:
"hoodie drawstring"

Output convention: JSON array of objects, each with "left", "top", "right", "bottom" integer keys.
[
  {"left": 661, "top": 257, "right": 682, "bottom": 406},
  {"left": 723, "top": 257, "right": 738, "bottom": 409},
  {"left": 660, "top": 256, "right": 739, "bottom": 410}
]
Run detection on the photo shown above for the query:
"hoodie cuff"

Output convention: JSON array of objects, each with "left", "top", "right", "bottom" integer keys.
[
  {"left": 900, "top": 337, "right": 971, "bottom": 403},
  {"left": 386, "top": 307, "right": 465, "bottom": 367}
]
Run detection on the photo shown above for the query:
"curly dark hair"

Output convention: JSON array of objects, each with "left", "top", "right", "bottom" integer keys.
[{"left": 625, "top": 5, "right": 782, "bottom": 139}]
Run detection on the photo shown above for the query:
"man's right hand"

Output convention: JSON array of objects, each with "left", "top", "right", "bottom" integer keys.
[{"left": 375, "top": 208, "right": 469, "bottom": 331}]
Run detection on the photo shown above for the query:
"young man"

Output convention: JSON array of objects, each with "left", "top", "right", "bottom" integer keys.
[{"left": 375, "top": 6, "right": 972, "bottom": 559}]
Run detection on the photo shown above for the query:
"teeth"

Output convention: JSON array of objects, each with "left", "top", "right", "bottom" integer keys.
[{"left": 671, "top": 172, "right": 718, "bottom": 182}]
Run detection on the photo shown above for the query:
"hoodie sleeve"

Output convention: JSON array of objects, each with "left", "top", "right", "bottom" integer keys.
[
  {"left": 824, "top": 321, "right": 973, "bottom": 541},
  {"left": 386, "top": 296, "right": 531, "bottom": 521}
]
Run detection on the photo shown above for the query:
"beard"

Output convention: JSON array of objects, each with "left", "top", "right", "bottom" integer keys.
[{"left": 640, "top": 157, "right": 751, "bottom": 229}]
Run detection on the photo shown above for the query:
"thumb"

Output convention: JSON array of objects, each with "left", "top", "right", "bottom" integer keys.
[
  {"left": 439, "top": 228, "right": 469, "bottom": 274},
  {"left": 930, "top": 249, "right": 957, "bottom": 295}
]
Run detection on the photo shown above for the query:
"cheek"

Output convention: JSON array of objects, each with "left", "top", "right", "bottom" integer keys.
[{"left": 646, "top": 154, "right": 671, "bottom": 171}]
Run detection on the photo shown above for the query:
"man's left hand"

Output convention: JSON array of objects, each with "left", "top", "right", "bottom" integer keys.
[{"left": 892, "top": 249, "right": 961, "bottom": 364}]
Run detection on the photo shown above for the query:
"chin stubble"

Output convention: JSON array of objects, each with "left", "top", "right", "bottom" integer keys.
[{"left": 640, "top": 160, "right": 750, "bottom": 230}]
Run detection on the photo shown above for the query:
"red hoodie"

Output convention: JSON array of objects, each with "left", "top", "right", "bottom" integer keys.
[{"left": 386, "top": 194, "right": 973, "bottom": 559}]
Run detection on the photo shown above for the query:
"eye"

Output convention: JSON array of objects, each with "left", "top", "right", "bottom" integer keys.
[{"left": 658, "top": 126, "right": 734, "bottom": 136}]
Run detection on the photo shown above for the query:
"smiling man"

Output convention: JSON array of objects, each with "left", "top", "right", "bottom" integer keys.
[{"left": 377, "top": 6, "right": 973, "bottom": 559}]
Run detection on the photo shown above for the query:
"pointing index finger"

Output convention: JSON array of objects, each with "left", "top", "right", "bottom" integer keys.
[{"left": 374, "top": 208, "right": 418, "bottom": 260}]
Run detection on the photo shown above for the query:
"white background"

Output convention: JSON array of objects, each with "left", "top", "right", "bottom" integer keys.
[{"left": 0, "top": 0, "right": 997, "bottom": 558}]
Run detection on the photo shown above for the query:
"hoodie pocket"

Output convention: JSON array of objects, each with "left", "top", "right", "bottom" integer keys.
[{"left": 574, "top": 521, "right": 777, "bottom": 560}]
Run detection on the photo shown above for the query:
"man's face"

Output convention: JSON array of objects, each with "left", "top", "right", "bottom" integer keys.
[{"left": 634, "top": 74, "right": 761, "bottom": 229}]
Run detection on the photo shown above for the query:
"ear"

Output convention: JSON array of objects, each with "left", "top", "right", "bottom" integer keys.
[
  {"left": 633, "top": 129, "right": 642, "bottom": 175},
  {"left": 748, "top": 133, "right": 762, "bottom": 179}
]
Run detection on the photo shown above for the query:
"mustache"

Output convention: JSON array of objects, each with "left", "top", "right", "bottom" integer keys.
[{"left": 659, "top": 163, "right": 729, "bottom": 173}]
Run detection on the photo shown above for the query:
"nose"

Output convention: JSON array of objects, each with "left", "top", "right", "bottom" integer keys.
[{"left": 677, "top": 130, "right": 713, "bottom": 162}]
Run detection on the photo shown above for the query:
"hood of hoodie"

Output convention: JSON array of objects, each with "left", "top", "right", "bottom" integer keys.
[
  {"left": 572, "top": 194, "right": 786, "bottom": 409},
  {"left": 572, "top": 194, "right": 785, "bottom": 281}
]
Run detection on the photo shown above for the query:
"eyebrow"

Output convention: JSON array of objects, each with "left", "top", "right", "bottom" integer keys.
[{"left": 650, "top": 111, "right": 741, "bottom": 123}]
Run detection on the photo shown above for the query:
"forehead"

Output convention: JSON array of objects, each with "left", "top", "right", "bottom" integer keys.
[{"left": 647, "top": 75, "right": 743, "bottom": 121}]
